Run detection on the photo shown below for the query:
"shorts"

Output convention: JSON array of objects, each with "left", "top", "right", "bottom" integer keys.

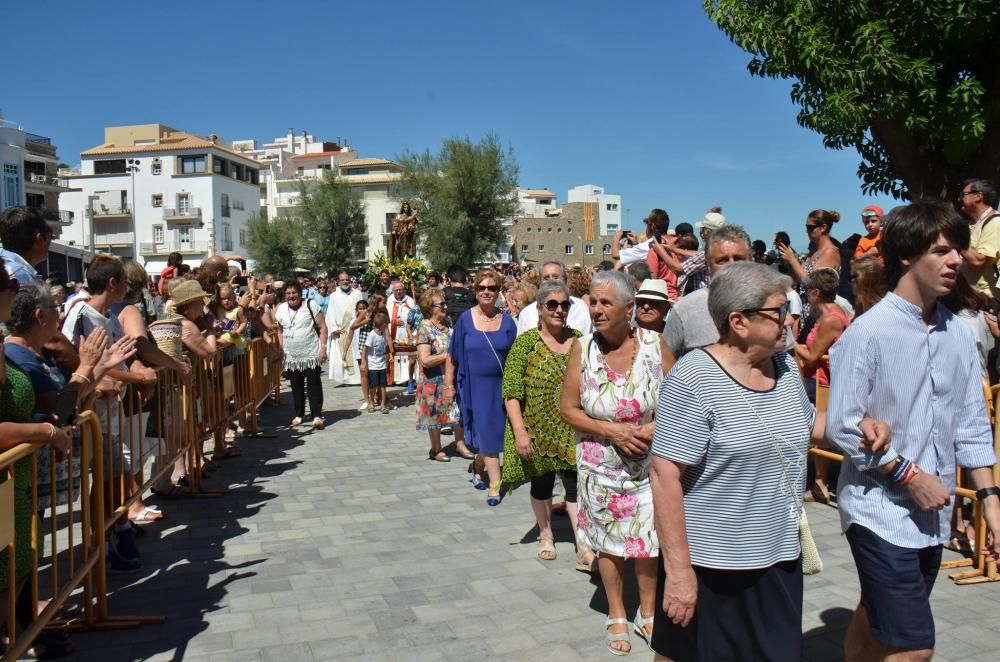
[
  {"left": 846, "top": 524, "right": 941, "bottom": 650},
  {"left": 651, "top": 557, "right": 803, "bottom": 662},
  {"left": 368, "top": 369, "right": 387, "bottom": 388}
]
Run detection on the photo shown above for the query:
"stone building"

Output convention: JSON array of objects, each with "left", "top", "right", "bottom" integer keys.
[{"left": 511, "top": 201, "right": 616, "bottom": 267}]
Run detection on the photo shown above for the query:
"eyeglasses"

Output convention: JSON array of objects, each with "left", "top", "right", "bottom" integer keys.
[
  {"left": 960, "top": 190, "right": 979, "bottom": 198},
  {"left": 805, "top": 224, "right": 822, "bottom": 230},
  {"left": 431, "top": 302, "right": 447, "bottom": 308},
  {"left": 477, "top": 285, "right": 499, "bottom": 293},
  {"left": 741, "top": 303, "right": 789, "bottom": 326},
  {"left": 543, "top": 300, "right": 571, "bottom": 312}
]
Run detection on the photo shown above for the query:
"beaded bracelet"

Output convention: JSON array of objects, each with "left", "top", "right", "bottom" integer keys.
[{"left": 888, "top": 457, "right": 912, "bottom": 483}]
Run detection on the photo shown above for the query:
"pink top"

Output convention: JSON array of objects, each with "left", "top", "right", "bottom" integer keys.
[{"left": 804, "top": 305, "right": 849, "bottom": 386}]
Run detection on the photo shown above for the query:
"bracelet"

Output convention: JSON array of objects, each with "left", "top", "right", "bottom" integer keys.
[
  {"left": 45, "top": 423, "right": 57, "bottom": 440},
  {"left": 71, "top": 371, "right": 92, "bottom": 385},
  {"left": 976, "top": 486, "right": 1000, "bottom": 502},
  {"left": 888, "top": 457, "right": 911, "bottom": 483},
  {"left": 900, "top": 463, "right": 920, "bottom": 486},
  {"left": 443, "top": 384, "right": 455, "bottom": 390}
]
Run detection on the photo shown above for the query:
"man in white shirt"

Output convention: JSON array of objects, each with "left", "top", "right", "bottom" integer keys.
[
  {"left": 324, "top": 270, "right": 360, "bottom": 384},
  {"left": 515, "top": 260, "right": 593, "bottom": 335}
]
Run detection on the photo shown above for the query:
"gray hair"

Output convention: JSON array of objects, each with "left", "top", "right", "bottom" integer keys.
[
  {"left": 708, "top": 262, "right": 792, "bottom": 335},
  {"left": 536, "top": 279, "right": 571, "bottom": 304},
  {"left": 8, "top": 284, "right": 54, "bottom": 335},
  {"left": 590, "top": 269, "right": 635, "bottom": 305},
  {"left": 705, "top": 224, "right": 752, "bottom": 259},
  {"left": 541, "top": 260, "right": 567, "bottom": 280}
]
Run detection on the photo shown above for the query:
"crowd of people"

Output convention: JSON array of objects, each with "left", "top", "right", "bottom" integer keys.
[{"left": 3, "top": 178, "right": 1000, "bottom": 660}]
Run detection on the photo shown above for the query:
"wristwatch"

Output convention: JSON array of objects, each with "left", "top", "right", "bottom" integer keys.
[{"left": 975, "top": 486, "right": 1000, "bottom": 502}]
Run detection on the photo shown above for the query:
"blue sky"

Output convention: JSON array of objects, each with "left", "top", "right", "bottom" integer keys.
[{"left": 4, "top": 1, "right": 896, "bottom": 249}]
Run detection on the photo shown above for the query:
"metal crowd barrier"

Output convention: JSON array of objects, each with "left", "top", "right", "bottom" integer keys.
[{"left": 0, "top": 338, "right": 285, "bottom": 660}]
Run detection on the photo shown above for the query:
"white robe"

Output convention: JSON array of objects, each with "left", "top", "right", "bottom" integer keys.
[
  {"left": 325, "top": 287, "right": 360, "bottom": 384},
  {"left": 387, "top": 295, "right": 416, "bottom": 385}
]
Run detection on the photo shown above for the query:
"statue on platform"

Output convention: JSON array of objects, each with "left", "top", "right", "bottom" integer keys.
[{"left": 388, "top": 202, "right": 419, "bottom": 260}]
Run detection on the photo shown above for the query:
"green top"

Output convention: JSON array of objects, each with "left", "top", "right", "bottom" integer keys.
[
  {"left": 500, "top": 328, "right": 580, "bottom": 489},
  {"left": 0, "top": 363, "right": 38, "bottom": 591}
]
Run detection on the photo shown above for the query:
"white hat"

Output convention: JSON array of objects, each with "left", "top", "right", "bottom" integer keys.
[
  {"left": 635, "top": 279, "right": 670, "bottom": 303},
  {"left": 696, "top": 211, "right": 727, "bottom": 232}
]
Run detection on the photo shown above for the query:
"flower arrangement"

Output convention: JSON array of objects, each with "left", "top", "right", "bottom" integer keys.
[{"left": 361, "top": 252, "right": 433, "bottom": 288}]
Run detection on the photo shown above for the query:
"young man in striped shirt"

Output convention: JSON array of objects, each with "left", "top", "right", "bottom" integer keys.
[{"left": 828, "top": 200, "right": 1000, "bottom": 661}]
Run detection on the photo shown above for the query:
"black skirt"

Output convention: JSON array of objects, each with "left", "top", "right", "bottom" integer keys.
[{"left": 651, "top": 556, "right": 803, "bottom": 662}]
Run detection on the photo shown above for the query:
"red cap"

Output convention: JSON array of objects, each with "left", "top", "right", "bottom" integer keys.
[{"left": 862, "top": 205, "right": 884, "bottom": 217}]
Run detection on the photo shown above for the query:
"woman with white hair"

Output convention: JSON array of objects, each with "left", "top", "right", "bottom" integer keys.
[{"left": 561, "top": 269, "right": 676, "bottom": 655}]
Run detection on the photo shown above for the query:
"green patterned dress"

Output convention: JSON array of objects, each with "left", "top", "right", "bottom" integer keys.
[
  {"left": 500, "top": 328, "right": 581, "bottom": 488},
  {"left": 0, "top": 364, "right": 38, "bottom": 591}
]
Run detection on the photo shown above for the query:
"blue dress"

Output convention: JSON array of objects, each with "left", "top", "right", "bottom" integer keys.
[{"left": 449, "top": 310, "right": 516, "bottom": 453}]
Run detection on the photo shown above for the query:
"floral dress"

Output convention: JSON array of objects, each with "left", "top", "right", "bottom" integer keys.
[
  {"left": 576, "top": 329, "right": 663, "bottom": 558},
  {"left": 415, "top": 320, "right": 459, "bottom": 430}
]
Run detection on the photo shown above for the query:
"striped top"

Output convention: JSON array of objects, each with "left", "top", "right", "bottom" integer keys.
[
  {"left": 652, "top": 348, "right": 814, "bottom": 569},
  {"left": 827, "top": 292, "right": 996, "bottom": 548}
]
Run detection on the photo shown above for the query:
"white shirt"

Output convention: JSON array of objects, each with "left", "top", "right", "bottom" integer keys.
[
  {"left": 325, "top": 286, "right": 358, "bottom": 335},
  {"left": 618, "top": 238, "right": 653, "bottom": 267},
  {"left": 515, "top": 295, "right": 593, "bottom": 336}
]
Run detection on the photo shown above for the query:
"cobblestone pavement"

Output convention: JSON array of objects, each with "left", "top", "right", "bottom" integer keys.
[{"left": 63, "top": 377, "right": 1000, "bottom": 661}]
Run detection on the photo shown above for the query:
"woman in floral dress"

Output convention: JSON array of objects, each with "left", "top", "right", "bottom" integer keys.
[
  {"left": 415, "top": 288, "right": 473, "bottom": 461},
  {"left": 561, "top": 270, "right": 675, "bottom": 656}
]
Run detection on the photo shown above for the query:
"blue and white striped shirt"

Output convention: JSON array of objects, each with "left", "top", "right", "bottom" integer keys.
[{"left": 827, "top": 292, "right": 996, "bottom": 548}]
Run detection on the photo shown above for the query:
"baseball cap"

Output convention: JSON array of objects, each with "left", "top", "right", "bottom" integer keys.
[
  {"left": 861, "top": 205, "right": 884, "bottom": 218},
  {"left": 674, "top": 222, "right": 695, "bottom": 236},
  {"left": 696, "top": 212, "right": 726, "bottom": 232}
]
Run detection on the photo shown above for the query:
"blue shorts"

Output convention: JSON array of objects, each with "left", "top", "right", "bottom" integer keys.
[{"left": 845, "top": 524, "right": 942, "bottom": 650}]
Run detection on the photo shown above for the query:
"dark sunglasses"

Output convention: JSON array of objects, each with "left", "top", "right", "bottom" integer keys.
[
  {"left": 742, "top": 303, "right": 789, "bottom": 326},
  {"left": 477, "top": 285, "right": 499, "bottom": 292},
  {"left": 432, "top": 301, "right": 447, "bottom": 308},
  {"left": 805, "top": 223, "right": 822, "bottom": 230},
  {"left": 543, "top": 300, "right": 571, "bottom": 312}
]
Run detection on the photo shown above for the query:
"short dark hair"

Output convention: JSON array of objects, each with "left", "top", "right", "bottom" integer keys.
[
  {"left": 774, "top": 231, "right": 791, "bottom": 246},
  {"left": 284, "top": 281, "right": 303, "bottom": 295},
  {"left": 8, "top": 286, "right": 52, "bottom": 335},
  {"left": 647, "top": 208, "right": 670, "bottom": 230},
  {"left": 167, "top": 251, "right": 184, "bottom": 267},
  {"left": 802, "top": 267, "right": 840, "bottom": 302},
  {"left": 372, "top": 310, "right": 389, "bottom": 327},
  {"left": 961, "top": 178, "right": 998, "bottom": 208},
  {"left": 881, "top": 200, "right": 969, "bottom": 288},
  {"left": 86, "top": 254, "right": 125, "bottom": 294},
  {"left": 752, "top": 240, "right": 767, "bottom": 254},
  {"left": 446, "top": 265, "right": 467, "bottom": 284},
  {"left": 597, "top": 260, "right": 616, "bottom": 272},
  {"left": 0, "top": 206, "right": 49, "bottom": 254}
]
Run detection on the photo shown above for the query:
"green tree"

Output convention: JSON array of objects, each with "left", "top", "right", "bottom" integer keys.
[
  {"left": 296, "top": 173, "right": 368, "bottom": 275},
  {"left": 398, "top": 134, "right": 519, "bottom": 270},
  {"left": 245, "top": 211, "right": 300, "bottom": 277},
  {"left": 705, "top": 1, "right": 1000, "bottom": 199}
]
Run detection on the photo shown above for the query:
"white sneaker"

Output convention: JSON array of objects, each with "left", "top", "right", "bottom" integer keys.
[
  {"left": 359, "top": 402, "right": 369, "bottom": 411},
  {"left": 312, "top": 417, "right": 324, "bottom": 430},
  {"left": 291, "top": 417, "right": 303, "bottom": 426}
]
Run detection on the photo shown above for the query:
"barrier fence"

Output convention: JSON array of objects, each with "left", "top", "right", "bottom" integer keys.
[
  {"left": 811, "top": 380, "right": 1000, "bottom": 586},
  {"left": 0, "top": 337, "right": 283, "bottom": 660}
]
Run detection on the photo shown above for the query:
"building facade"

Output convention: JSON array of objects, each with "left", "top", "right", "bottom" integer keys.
[
  {"left": 511, "top": 201, "right": 615, "bottom": 267},
  {"left": 60, "top": 124, "right": 260, "bottom": 272},
  {"left": 567, "top": 184, "right": 621, "bottom": 236}
]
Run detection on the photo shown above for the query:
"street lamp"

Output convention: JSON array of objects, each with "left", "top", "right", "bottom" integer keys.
[{"left": 126, "top": 158, "right": 140, "bottom": 262}]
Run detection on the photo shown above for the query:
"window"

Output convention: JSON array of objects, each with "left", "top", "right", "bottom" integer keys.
[
  {"left": 538, "top": 244, "right": 545, "bottom": 252},
  {"left": 606, "top": 203, "right": 618, "bottom": 211},
  {"left": 221, "top": 223, "right": 232, "bottom": 251},
  {"left": 3, "top": 163, "right": 22, "bottom": 209},
  {"left": 520, "top": 244, "right": 528, "bottom": 252},
  {"left": 94, "top": 159, "right": 127, "bottom": 175},
  {"left": 539, "top": 198, "right": 552, "bottom": 205},
  {"left": 153, "top": 225, "right": 165, "bottom": 243},
  {"left": 603, "top": 244, "right": 612, "bottom": 255},
  {"left": 606, "top": 224, "right": 618, "bottom": 232},
  {"left": 585, "top": 245, "right": 594, "bottom": 255},
  {"left": 565, "top": 245, "right": 574, "bottom": 255},
  {"left": 151, "top": 194, "right": 163, "bottom": 207},
  {"left": 221, "top": 194, "right": 230, "bottom": 217},
  {"left": 178, "top": 225, "right": 191, "bottom": 245},
  {"left": 346, "top": 168, "right": 369, "bottom": 175},
  {"left": 385, "top": 213, "right": 396, "bottom": 234},
  {"left": 151, "top": 160, "right": 162, "bottom": 175},
  {"left": 179, "top": 155, "right": 206, "bottom": 174},
  {"left": 213, "top": 157, "right": 229, "bottom": 176},
  {"left": 177, "top": 194, "right": 191, "bottom": 214},
  {"left": 239, "top": 229, "right": 247, "bottom": 246},
  {"left": 297, "top": 167, "right": 304, "bottom": 175}
]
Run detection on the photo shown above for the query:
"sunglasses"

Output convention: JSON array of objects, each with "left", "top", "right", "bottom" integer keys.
[
  {"left": 742, "top": 303, "right": 789, "bottom": 326},
  {"left": 543, "top": 300, "right": 571, "bottom": 312},
  {"left": 432, "top": 302, "right": 447, "bottom": 308},
  {"left": 477, "top": 285, "right": 499, "bottom": 292},
  {"left": 805, "top": 224, "right": 822, "bottom": 230}
]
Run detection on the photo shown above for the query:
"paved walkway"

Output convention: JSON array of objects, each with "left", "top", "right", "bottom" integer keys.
[{"left": 63, "top": 378, "right": 1000, "bottom": 661}]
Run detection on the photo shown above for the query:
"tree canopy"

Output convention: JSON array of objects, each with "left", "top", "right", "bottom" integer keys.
[
  {"left": 245, "top": 211, "right": 300, "bottom": 278},
  {"left": 398, "top": 134, "right": 519, "bottom": 271},
  {"left": 296, "top": 173, "right": 368, "bottom": 275},
  {"left": 705, "top": 0, "right": 1000, "bottom": 200}
]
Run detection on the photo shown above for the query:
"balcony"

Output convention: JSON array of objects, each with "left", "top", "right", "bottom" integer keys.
[
  {"left": 140, "top": 240, "right": 211, "bottom": 256},
  {"left": 40, "top": 209, "right": 73, "bottom": 225},
  {"left": 89, "top": 205, "right": 131, "bottom": 219},
  {"left": 25, "top": 172, "right": 69, "bottom": 190},
  {"left": 163, "top": 207, "right": 202, "bottom": 221},
  {"left": 94, "top": 232, "right": 135, "bottom": 248}
]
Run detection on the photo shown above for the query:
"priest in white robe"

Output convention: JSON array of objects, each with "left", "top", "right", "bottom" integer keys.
[{"left": 325, "top": 270, "right": 361, "bottom": 384}]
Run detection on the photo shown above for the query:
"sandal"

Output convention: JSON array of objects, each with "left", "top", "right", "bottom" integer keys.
[
  {"left": 212, "top": 445, "right": 243, "bottom": 460},
  {"left": 130, "top": 506, "right": 164, "bottom": 523},
  {"left": 537, "top": 537, "right": 557, "bottom": 561},
  {"left": 633, "top": 610, "right": 654, "bottom": 650},
  {"left": 576, "top": 548, "right": 597, "bottom": 574},
  {"left": 151, "top": 483, "right": 190, "bottom": 499},
  {"left": 428, "top": 450, "right": 451, "bottom": 463},
  {"left": 605, "top": 617, "right": 631, "bottom": 656}
]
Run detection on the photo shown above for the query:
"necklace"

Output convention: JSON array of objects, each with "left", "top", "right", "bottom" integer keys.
[
  {"left": 595, "top": 330, "right": 638, "bottom": 381},
  {"left": 476, "top": 306, "right": 501, "bottom": 322}
]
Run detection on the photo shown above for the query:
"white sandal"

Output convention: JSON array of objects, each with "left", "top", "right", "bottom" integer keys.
[
  {"left": 633, "top": 611, "right": 654, "bottom": 650},
  {"left": 605, "top": 617, "right": 631, "bottom": 656}
]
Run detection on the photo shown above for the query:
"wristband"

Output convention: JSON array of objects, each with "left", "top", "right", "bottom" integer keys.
[
  {"left": 900, "top": 463, "right": 920, "bottom": 486},
  {"left": 443, "top": 384, "right": 455, "bottom": 390},
  {"left": 45, "top": 423, "right": 57, "bottom": 440},
  {"left": 976, "top": 486, "right": 1000, "bottom": 502},
  {"left": 71, "top": 371, "right": 92, "bottom": 385},
  {"left": 888, "top": 457, "right": 911, "bottom": 483}
]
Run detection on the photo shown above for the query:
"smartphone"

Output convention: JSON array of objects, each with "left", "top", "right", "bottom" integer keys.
[
  {"left": 55, "top": 388, "right": 79, "bottom": 426},
  {"left": 233, "top": 275, "right": 248, "bottom": 287}
]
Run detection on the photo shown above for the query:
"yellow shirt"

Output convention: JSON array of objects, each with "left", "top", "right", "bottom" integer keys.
[{"left": 963, "top": 208, "right": 1000, "bottom": 299}]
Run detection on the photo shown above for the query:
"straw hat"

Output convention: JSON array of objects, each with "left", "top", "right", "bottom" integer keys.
[{"left": 171, "top": 280, "right": 211, "bottom": 309}]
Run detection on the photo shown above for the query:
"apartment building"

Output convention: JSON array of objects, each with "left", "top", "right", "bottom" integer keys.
[
  {"left": 0, "top": 114, "right": 90, "bottom": 282},
  {"left": 60, "top": 124, "right": 260, "bottom": 272},
  {"left": 511, "top": 184, "right": 621, "bottom": 266}
]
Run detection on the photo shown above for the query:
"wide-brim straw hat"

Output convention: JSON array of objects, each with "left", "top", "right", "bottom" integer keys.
[{"left": 171, "top": 280, "right": 211, "bottom": 309}]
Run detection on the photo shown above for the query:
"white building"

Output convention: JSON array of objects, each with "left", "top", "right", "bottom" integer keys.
[
  {"left": 60, "top": 124, "right": 260, "bottom": 272},
  {"left": 0, "top": 114, "right": 91, "bottom": 282},
  {"left": 567, "top": 184, "right": 621, "bottom": 236}
]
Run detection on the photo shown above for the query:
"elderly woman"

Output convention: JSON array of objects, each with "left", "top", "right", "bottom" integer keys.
[
  {"left": 561, "top": 270, "right": 675, "bottom": 655},
  {"left": 648, "top": 262, "right": 887, "bottom": 662},
  {"left": 443, "top": 270, "right": 517, "bottom": 505},
  {"left": 415, "top": 287, "right": 472, "bottom": 461},
  {"left": 501, "top": 280, "right": 592, "bottom": 567},
  {"left": 505, "top": 282, "right": 537, "bottom": 322}
]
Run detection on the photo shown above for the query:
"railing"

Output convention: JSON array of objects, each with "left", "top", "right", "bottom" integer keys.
[
  {"left": 163, "top": 208, "right": 202, "bottom": 221},
  {"left": 139, "top": 240, "right": 211, "bottom": 255},
  {"left": 0, "top": 339, "right": 284, "bottom": 660},
  {"left": 93, "top": 231, "right": 134, "bottom": 247},
  {"left": 25, "top": 133, "right": 51, "bottom": 145},
  {"left": 89, "top": 206, "right": 131, "bottom": 218},
  {"left": 27, "top": 173, "right": 65, "bottom": 187}
]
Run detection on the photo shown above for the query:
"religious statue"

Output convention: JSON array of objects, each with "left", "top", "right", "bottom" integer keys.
[{"left": 388, "top": 202, "right": 419, "bottom": 260}]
